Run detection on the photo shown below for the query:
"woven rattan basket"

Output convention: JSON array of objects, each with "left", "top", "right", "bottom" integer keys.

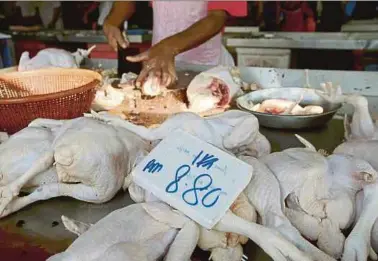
[{"left": 0, "top": 68, "right": 102, "bottom": 134}]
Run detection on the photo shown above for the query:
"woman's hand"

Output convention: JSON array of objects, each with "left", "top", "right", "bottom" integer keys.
[
  {"left": 103, "top": 22, "right": 128, "bottom": 51},
  {"left": 126, "top": 42, "right": 178, "bottom": 88}
]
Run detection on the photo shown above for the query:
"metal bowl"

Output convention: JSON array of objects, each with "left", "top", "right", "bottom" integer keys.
[{"left": 236, "top": 87, "right": 342, "bottom": 130}]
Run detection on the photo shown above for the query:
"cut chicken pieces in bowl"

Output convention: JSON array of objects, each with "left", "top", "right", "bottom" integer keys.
[{"left": 236, "top": 87, "right": 342, "bottom": 130}]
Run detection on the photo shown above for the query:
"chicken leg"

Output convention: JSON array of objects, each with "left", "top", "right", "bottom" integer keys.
[
  {"left": 215, "top": 211, "right": 312, "bottom": 261},
  {"left": 342, "top": 183, "right": 378, "bottom": 261},
  {"left": 0, "top": 151, "right": 54, "bottom": 215},
  {"left": 241, "top": 156, "right": 335, "bottom": 261}
]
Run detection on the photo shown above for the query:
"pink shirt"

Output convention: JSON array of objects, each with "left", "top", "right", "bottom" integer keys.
[{"left": 151, "top": 1, "right": 247, "bottom": 66}]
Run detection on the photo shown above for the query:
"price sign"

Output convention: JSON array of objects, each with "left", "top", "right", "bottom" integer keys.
[{"left": 132, "top": 129, "right": 253, "bottom": 229}]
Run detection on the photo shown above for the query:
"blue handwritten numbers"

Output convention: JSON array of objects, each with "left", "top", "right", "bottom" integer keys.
[
  {"left": 165, "top": 150, "right": 222, "bottom": 208},
  {"left": 166, "top": 165, "right": 190, "bottom": 193},
  {"left": 182, "top": 174, "right": 222, "bottom": 208},
  {"left": 143, "top": 159, "right": 163, "bottom": 174}
]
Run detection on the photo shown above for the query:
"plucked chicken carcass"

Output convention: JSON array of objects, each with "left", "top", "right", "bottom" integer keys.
[
  {"left": 283, "top": 150, "right": 377, "bottom": 259},
  {"left": 333, "top": 140, "right": 378, "bottom": 261},
  {"left": 18, "top": 46, "right": 96, "bottom": 71},
  {"left": 49, "top": 201, "right": 313, "bottom": 261},
  {"left": 87, "top": 110, "right": 271, "bottom": 159},
  {"left": 240, "top": 155, "right": 336, "bottom": 261},
  {"left": 128, "top": 180, "right": 253, "bottom": 261},
  {"left": 333, "top": 127, "right": 378, "bottom": 260},
  {"left": 0, "top": 117, "right": 150, "bottom": 218},
  {"left": 316, "top": 83, "right": 378, "bottom": 261},
  {"left": 186, "top": 66, "right": 243, "bottom": 113},
  {"left": 0, "top": 110, "right": 269, "bottom": 217},
  {"left": 256, "top": 134, "right": 377, "bottom": 259},
  {"left": 126, "top": 133, "right": 333, "bottom": 261},
  {"left": 120, "top": 183, "right": 252, "bottom": 261}
]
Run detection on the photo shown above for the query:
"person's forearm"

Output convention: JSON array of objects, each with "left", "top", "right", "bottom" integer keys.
[
  {"left": 158, "top": 10, "right": 228, "bottom": 56},
  {"left": 105, "top": 1, "right": 136, "bottom": 28}
]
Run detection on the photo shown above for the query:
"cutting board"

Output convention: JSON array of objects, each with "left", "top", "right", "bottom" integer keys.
[{"left": 108, "top": 70, "right": 226, "bottom": 127}]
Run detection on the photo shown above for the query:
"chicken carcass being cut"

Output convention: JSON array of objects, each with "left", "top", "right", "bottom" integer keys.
[
  {"left": 18, "top": 46, "right": 96, "bottom": 71},
  {"left": 49, "top": 202, "right": 313, "bottom": 261},
  {"left": 186, "top": 66, "right": 243, "bottom": 113},
  {"left": 0, "top": 117, "right": 150, "bottom": 218},
  {"left": 87, "top": 110, "right": 271, "bottom": 159}
]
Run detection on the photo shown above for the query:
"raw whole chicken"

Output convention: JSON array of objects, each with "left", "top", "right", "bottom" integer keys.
[
  {"left": 249, "top": 98, "right": 324, "bottom": 115},
  {"left": 257, "top": 134, "right": 377, "bottom": 259},
  {"left": 186, "top": 66, "right": 243, "bottom": 113},
  {"left": 333, "top": 141, "right": 378, "bottom": 261},
  {"left": 48, "top": 202, "right": 313, "bottom": 261},
  {"left": 240, "top": 155, "right": 336, "bottom": 261},
  {"left": 318, "top": 82, "right": 378, "bottom": 261},
  {"left": 334, "top": 140, "right": 378, "bottom": 261},
  {"left": 18, "top": 46, "right": 96, "bottom": 71},
  {"left": 127, "top": 181, "right": 253, "bottom": 261},
  {"left": 87, "top": 110, "right": 271, "bottom": 159},
  {"left": 125, "top": 133, "right": 333, "bottom": 261},
  {"left": 0, "top": 110, "right": 270, "bottom": 218},
  {"left": 0, "top": 117, "right": 150, "bottom": 218}
]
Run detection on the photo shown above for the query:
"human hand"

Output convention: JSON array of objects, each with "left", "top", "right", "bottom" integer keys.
[
  {"left": 126, "top": 43, "right": 178, "bottom": 88},
  {"left": 103, "top": 21, "right": 128, "bottom": 51}
]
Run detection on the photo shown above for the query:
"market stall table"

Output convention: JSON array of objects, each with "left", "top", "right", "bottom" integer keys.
[
  {"left": 0, "top": 119, "right": 345, "bottom": 261},
  {"left": 0, "top": 65, "right": 377, "bottom": 261}
]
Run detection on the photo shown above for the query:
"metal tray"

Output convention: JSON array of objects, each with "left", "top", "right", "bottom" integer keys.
[{"left": 236, "top": 87, "right": 342, "bottom": 130}]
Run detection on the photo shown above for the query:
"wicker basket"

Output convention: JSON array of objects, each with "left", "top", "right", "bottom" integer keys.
[{"left": 0, "top": 68, "right": 102, "bottom": 134}]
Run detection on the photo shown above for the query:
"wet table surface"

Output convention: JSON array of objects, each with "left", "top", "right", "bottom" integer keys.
[{"left": 0, "top": 119, "right": 345, "bottom": 261}]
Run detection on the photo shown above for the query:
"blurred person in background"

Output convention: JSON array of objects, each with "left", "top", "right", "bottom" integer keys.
[
  {"left": 61, "top": 2, "right": 98, "bottom": 30},
  {"left": 317, "top": 1, "right": 345, "bottom": 32},
  {"left": 277, "top": 1, "right": 316, "bottom": 32},
  {"left": 103, "top": 1, "right": 247, "bottom": 88},
  {"left": 261, "top": 1, "right": 279, "bottom": 31},
  {"left": 16, "top": 1, "right": 63, "bottom": 30}
]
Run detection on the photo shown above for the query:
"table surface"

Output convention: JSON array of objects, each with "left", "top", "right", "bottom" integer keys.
[
  {"left": 0, "top": 119, "right": 345, "bottom": 261},
  {"left": 5, "top": 29, "right": 378, "bottom": 50},
  {"left": 226, "top": 32, "right": 378, "bottom": 50}
]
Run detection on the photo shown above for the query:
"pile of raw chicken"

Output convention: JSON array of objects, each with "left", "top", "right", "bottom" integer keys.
[{"left": 2, "top": 48, "right": 377, "bottom": 261}]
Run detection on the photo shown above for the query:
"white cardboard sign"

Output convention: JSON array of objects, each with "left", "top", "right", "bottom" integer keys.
[{"left": 132, "top": 129, "right": 253, "bottom": 229}]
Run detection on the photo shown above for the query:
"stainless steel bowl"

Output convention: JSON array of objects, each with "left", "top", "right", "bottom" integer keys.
[{"left": 236, "top": 87, "right": 342, "bottom": 129}]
